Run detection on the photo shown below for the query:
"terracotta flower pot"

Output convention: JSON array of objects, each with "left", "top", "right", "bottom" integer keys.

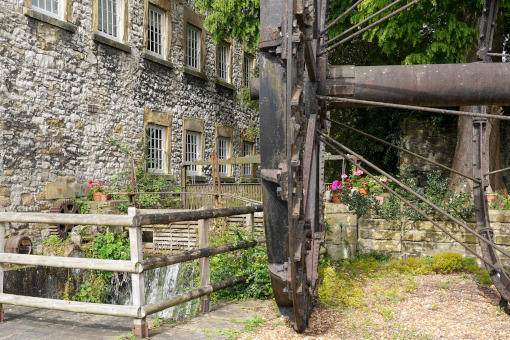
[
  {"left": 332, "top": 193, "right": 341, "bottom": 204},
  {"left": 359, "top": 188, "right": 368, "bottom": 196},
  {"left": 93, "top": 192, "right": 108, "bottom": 202},
  {"left": 375, "top": 195, "right": 385, "bottom": 205}
]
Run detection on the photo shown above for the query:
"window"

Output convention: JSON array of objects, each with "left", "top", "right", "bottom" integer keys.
[
  {"left": 32, "top": 0, "right": 60, "bottom": 17},
  {"left": 98, "top": 0, "right": 120, "bottom": 38},
  {"left": 147, "top": 5, "right": 165, "bottom": 57},
  {"left": 243, "top": 54, "right": 254, "bottom": 88},
  {"left": 147, "top": 124, "right": 167, "bottom": 173},
  {"left": 217, "top": 137, "right": 230, "bottom": 176},
  {"left": 217, "top": 43, "right": 230, "bottom": 82},
  {"left": 186, "top": 25, "right": 201, "bottom": 70},
  {"left": 242, "top": 141, "right": 254, "bottom": 177},
  {"left": 186, "top": 131, "right": 201, "bottom": 175}
]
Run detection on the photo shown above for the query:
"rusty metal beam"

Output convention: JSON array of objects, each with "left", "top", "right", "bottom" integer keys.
[{"left": 324, "top": 62, "right": 510, "bottom": 107}]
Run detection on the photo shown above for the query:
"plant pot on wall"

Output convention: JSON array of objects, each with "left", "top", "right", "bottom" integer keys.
[
  {"left": 332, "top": 193, "right": 341, "bottom": 204},
  {"left": 93, "top": 192, "right": 108, "bottom": 202},
  {"left": 359, "top": 188, "right": 368, "bottom": 196}
]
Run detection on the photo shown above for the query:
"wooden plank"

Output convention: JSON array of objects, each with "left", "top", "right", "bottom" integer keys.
[
  {"left": 183, "top": 155, "right": 261, "bottom": 167},
  {"left": 199, "top": 218, "right": 211, "bottom": 313},
  {"left": 0, "top": 212, "right": 135, "bottom": 226},
  {"left": 0, "top": 253, "right": 140, "bottom": 273},
  {"left": 0, "top": 293, "right": 142, "bottom": 318}
]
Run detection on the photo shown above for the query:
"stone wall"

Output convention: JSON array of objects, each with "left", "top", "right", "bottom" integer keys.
[
  {"left": 0, "top": 0, "right": 259, "bottom": 216},
  {"left": 325, "top": 203, "right": 510, "bottom": 265}
]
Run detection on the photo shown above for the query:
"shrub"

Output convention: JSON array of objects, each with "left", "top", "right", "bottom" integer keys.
[
  {"left": 432, "top": 252, "right": 463, "bottom": 273},
  {"left": 318, "top": 266, "right": 364, "bottom": 308}
]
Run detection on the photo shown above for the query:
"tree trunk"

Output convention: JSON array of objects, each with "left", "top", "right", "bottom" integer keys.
[{"left": 451, "top": 113, "right": 475, "bottom": 194}]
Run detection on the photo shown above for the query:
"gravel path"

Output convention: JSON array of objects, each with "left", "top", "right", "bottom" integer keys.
[{"left": 240, "top": 274, "right": 510, "bottom": 339}]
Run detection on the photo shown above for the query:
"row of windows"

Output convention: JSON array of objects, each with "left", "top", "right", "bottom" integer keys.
[
  {"left": 30, "top": 0, "right": 255, "bottom": 86},
  {"left": 147, "top": 124, "right": 255, "bottom": 177}
]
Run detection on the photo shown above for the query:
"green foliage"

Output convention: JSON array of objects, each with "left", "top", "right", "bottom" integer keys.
[
  {"left": 432, "top": 252, "right": 463, "bottom": 273},
  {"left": 318, "top": 265, "right": 365, "bottom": 307},
  {"left": 195, "top": 0, "right": 260, "bottom": 48},
  {"left": 238, "top": 87, "right": 259, "bottom": 110},
  {"left": 70, "top": 232, "right": 130, "bottom": 303},
  {"left": 117, "top": 202, "right": 129, "bottom": 213},
  {"left": 41, "top": 235, "right": 71, "bottom": 256},
  {"left": 74, "top": 198, "right": 90, "bottom": 214},
  {"left": 209, "top": 225, "right": 272, "bottom": 301}
]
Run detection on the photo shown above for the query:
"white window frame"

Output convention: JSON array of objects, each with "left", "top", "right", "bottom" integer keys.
[
  {"left": 32, "top": 0, "right": 63, "bottom": 19},
  {"left": 243, "top": 54, "right": 254, "bottom": 88},
  {"left": 97, "top": 0, "right": 121, "bottom": 40},
  {"left": 217, "top": 43, "right": 230, "bottom": 82},
  {"left": 217, "top": 137, "right": 230, "bottom": 177},
  {"left": 147, "top": 4, "right": 165, "bottom": 57},
  {"left": 186, "top": 131, "right": 201, "bottom": 176},
  {"left": 242, "top": 141, "right": 254, "bottom": 177},
  {"left": 147, "top": 124, "right": 167, "bottom": 174},
  {"left": 186, "top": 24, "right": 201, "bottom": 71}
]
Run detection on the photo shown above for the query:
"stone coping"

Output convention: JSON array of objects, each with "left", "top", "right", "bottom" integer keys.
[
  {"left": 23, "top": 7, "right": 77, "bottom": 33},
  {"left": 142, "top": 52, "right": 174, "bottom": 69},
  {"left": 92, "top": 33, "right": 131, "bottom": 53}
]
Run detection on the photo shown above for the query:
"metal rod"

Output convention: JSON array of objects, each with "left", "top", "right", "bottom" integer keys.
[
  {"left": 321, "top": 0, "right": 365, "bottom": 35},
  {"left": 319, "top": 137, "right": 500, "bottom": 271},
  {"left": 318, "top": 95, "right": 510, "bottom": 121},
  {"left": 320, "top": 0, "right": 422, "bottom": 55},
  {"left": 326, "top": 117, "right": 480, "bottom": 182},
  {"left": 319, "top": 133, "right": 510, "bottom": 261},
  {"left": 325, "top": 0, "right": 403, "bottom": 47},
  {"left": 485, "top": 166, "right": 510, "bottom": 176}
]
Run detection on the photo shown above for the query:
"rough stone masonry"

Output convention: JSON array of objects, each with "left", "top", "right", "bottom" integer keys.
[{"left": 0, "top": 0, "right": 259, "bottom": 215}]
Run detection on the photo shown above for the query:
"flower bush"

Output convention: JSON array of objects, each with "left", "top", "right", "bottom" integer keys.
[{"left": 87, "top": 180, "right": 105, "bottom": 200}]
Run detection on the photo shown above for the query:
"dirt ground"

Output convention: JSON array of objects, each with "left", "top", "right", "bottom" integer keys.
[{"left": 240, "top": 274, "right": 510, "bottom": 340}]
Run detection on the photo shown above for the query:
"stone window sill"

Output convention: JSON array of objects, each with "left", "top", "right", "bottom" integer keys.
[
  {"left": 215, "top": 78, "right": 235, "bottom": 91},
  {"left": 93, "top": 33, "right": 131, "bottom": 53},
  {"left": 186, "top": 175, "right": 207, "bottom": 183},
  {"left": 23, "top": 7, "right": 76, "bottom": 33},
  {"left": 240, "top": 177, "right": 258, "bottom": 183},
  {"left": 183, "top": 67, "right": 207, "bottom": 80},
  {"left": 142, "top": 52, "right": 173, "bottom": 69},
  {"left": 219, "top": 176, "right": 236, "bottom": 184}
]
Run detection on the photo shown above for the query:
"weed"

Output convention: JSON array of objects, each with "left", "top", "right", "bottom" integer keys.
[
  {"left": 243, "top": 314, "right": 266, "bottom": 332},
  {"left": 377, "top": 306, "right": 394, "bottom": 321},
  {"left": 437, "top": 280, "right": 457, "bottom": 290}
]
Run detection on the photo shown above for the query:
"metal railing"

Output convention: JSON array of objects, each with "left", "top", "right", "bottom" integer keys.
[{"left": 0, "top": 204, "right": 264, "bottom": 338}]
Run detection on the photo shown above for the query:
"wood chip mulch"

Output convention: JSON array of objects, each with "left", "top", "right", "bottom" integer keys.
[{"left": 240, "top": 274, "right": 510, "bottom": 339}]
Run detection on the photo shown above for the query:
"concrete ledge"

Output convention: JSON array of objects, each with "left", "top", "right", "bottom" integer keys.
[
  {"left": 23, "top": 7, "right": 77, "bottom": 33},
  {"left": 93, "top": 33, "right": 131, "bottom": 53},
  {"left": 142, "top": 52, "right": 173, "bottom": 69},
  {"left": 183, "top": 67, "right": 207, "bottom": 80}
]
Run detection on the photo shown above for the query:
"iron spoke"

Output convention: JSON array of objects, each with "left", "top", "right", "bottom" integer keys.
[
  {"left": 319, "top": 136, "right": 501, "bottom": 271},
  {"left": 324, "top": 0, "right": 403, "bottom": 48},
  {"left": 321, "top": 0, "right": 364, "bottom": 35},
  {"left": 317, "top": 95, "right": 510, "bottom": 121},
  {"left": 325, "top": 117, "right": 480, "bottom": 183},
  {"left": 485, "top": 166, "right": 510, "bottom": 177},
  {"left": 320, "top": 0, "right": 422, "bottom": 55},
  {"left": 318, "top": 132, "right": 510, "bottom": 261}
]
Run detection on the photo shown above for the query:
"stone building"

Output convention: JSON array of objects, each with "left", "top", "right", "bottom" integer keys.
[{"left": 0, "top": 0, "right": 260, "bottom": 213}]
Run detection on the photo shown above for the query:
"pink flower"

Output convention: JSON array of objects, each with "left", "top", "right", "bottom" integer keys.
[
  {"left": 341, "top": 174, "right": 348, "bottom": 179},
  {"left": 98, "top": 180, "right": 104, "bottom": 184},
  {"left": 338, "top": 185, "right": 343, "bottom": 190},
  {"left": 381, "top": 177, "right": 388, "bottom": 183},
  {"left": 88, "top": 186, "right": 92, "bottom": 189},
  {"left": 362, "top": 182, "right": 367, "bottom": 187}
]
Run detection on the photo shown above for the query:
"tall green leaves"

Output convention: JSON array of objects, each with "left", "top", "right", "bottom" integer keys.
[{"left": 195, "top": 0, "right": 260, "bottom": 48}]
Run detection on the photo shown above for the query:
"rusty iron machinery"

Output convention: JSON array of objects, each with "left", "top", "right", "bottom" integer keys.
[
  {"left": 257, "top": 0, "right": 510, "bottom": 332},
  {"left": 49, "top": 199, "right": 80, "bottom": 239}
]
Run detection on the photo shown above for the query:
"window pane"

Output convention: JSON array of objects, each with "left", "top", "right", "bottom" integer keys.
[
  {"left": 186, "top": 131, "right": 201, "bottom": 175},
  {"left": 33, "top": 0, "right": 58, "bottom": 15},
  {"left": 147, "top": 124, "right": 166, "bottom": 173},
  {"left": 98, "top": 0, "right": 119, "bottom": 38},
  {"left": 186, "top": 25, "right": 201, "bottom": 70},
  {"left": 217, "top": 137, "right": 230, "bottom": 176},
  {"left": 242, "top": 141, "right": 254, "bottom": 176},
  {"left": 148, "top": 6, "right": 165, "bottom": 56}
]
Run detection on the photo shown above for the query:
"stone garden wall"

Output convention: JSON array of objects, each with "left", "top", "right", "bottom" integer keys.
[{"left": 325, "top": 203, "right": 510, "bottom": 265}]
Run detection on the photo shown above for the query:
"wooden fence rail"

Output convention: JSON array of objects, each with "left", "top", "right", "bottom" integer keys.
[{"left": 0, "top": 203, "right": 264, "bottom": 339}]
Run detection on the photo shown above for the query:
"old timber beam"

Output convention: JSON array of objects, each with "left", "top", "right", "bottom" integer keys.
[{"left": 324, "top": 62, "right": 510, "bottom": 107}]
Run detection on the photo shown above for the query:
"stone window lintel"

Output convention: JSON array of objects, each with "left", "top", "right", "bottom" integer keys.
[
  {"left": 183, "top": 67, "right": 207, "bottom": 80},
  {"left": 23, "top": 6, "right": 77, "bottom": 33}
]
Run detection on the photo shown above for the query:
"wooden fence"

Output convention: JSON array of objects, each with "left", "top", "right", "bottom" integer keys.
[
  {"left": 185, "top": 184, "right": 262, "bottom": 209},
  {"left": 0, "top": 204, "right": 264, "bottom": 339}
]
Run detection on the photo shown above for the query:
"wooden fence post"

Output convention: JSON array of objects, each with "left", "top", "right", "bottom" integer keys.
[
  {"left": 198, "top": 218, "right": 211, "bottom": 313},
  {"left": 245, "top": 211, "right": 255, "bottom": 236},
  {"left": 128, "top": 208, "right": 148, "bottom": 339},
  {"left": 0, "top": 223, "right": 4, "bottom": 322}
]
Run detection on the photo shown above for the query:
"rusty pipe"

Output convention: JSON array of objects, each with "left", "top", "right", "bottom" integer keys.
[{"left": 324, "top": 62, "right": 510, "bottom": 107}]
